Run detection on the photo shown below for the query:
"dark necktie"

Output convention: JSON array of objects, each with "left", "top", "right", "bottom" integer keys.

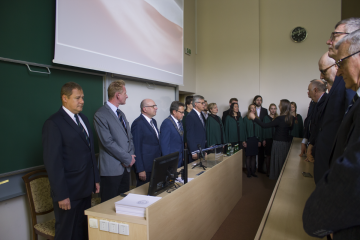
[
  {"left": 178, "top": 120, "right": 184, "bottom": 132},
  {"left": 345, "top": 93, "right": 359, "bottom": 115},
  {"left": 150, "top": 119, "right": 159, "bottom": 139},
  {"left": 116, "top": 109, "right": 128, "bottom": 134},
  {"left": 199, "top": 114, "right": 205, "bottom": 127},
  {"left": 75, "top": 114, "right": 90, "bottom": 147}
]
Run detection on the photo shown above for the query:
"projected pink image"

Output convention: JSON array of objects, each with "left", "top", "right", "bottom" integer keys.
[{"left": 56, "top": 0, "right": 183, "bottom": 77}]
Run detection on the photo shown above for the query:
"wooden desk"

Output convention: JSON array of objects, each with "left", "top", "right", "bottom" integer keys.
[
  {"left": 255, "top": 138, "right": 325, "bottom": 240},
  {"left": 85, "top": 150, "right": 243, "bottom": 240}
]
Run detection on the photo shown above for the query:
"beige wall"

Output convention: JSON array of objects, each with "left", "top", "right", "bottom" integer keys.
[
  {"left": 259, "top": 0, "right": 341, "bottom": 118},
  {"left": 180, "top": 0, "right": 197, "bottom": 93},
  {"left": 196, "top": 0, "right": 260, "bottom": 115},
  {"left": 189, "top": 0, "right": 341, "bottom": 118}
]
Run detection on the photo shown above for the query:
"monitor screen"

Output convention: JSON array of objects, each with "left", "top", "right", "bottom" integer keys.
[{"left": 148, "top": 152, "right": 179, "bottom": 196}]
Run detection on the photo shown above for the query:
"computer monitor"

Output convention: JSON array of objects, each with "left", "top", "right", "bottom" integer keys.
[{"left": 147, "top": 152, "right": 179, "bottom": 196}]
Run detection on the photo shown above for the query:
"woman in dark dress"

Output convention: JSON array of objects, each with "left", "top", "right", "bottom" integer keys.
[
  {"left": 262, "top": 103, "right": 278, "bottom": 177},
  {"left": 290, "top": 102, "right": 304, "bottom": 138},
  {"left": 224, "top": 103, "right": 245, "bottom": 149},
  {"left": 249, "top": 99, "right": 294, "bottom": 180},
  {"left": 243, "top": 104, "right": 262, "bottom": 178},
  {"left": 206, "top": 103, "right": 227, "bottom": 146}
]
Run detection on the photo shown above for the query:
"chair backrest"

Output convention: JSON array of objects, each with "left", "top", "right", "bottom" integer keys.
[{"left": 22, "top": 169, "right": 53, "bottom": 221}]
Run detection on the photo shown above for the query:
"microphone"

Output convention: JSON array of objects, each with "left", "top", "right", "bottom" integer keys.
[{"left": 197, "top": 144, "right": 205, "bottom": 159}]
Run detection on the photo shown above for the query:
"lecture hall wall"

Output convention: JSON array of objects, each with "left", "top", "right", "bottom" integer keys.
[{"left": 191, "top": 0, "right": 341, "bottom": 119}]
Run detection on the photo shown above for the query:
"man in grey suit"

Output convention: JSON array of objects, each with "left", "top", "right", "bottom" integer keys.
[{"left": 94, "top": 80, "right": 136, "bottom": 202}]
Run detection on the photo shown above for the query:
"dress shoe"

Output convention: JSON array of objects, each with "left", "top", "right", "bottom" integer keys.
[{"left": 251, "top": 173, "right": 258, "bottom": 177}]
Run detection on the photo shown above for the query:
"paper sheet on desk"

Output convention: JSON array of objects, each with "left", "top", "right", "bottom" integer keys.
[{"left": 175, "top": 177, "right": 194, "bottom": 184}]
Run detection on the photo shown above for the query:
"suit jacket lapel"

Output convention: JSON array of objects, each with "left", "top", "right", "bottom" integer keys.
[
  {"left": 192, "top": 109, "right": 206, "bottom": 131},
  {"left": 141, "top": 114, "right": 159, "bottom": 141},
  {"left": 104, "top": 104, "right": 129, "bottom": 138},
  {"left": 60, "top": 108, "right": 90, "bottom": 148},
  {"left": 167, "top": 116, "right": 183, "bottom": 139}
]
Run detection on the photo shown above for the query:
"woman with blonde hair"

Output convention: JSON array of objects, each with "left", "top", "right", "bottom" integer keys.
[
  {"left": 290, "top": 102, "right": 304, "bottom": 138},
  {"left": 206, "top": 103, "right": 227, "bottom": 146},
  {"left": 243, "top": 104, "right": 262, "bottom": 178},
  {"left": 249, "top": 99, "right": 294, "bottom": 179},
  {"left": 262, "top": 104, "right": 278, "bottom": 177}
]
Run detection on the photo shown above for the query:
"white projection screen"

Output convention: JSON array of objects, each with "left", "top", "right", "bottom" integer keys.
[{"left": 53, "top": 0, "right": 184, "bottom": 85}]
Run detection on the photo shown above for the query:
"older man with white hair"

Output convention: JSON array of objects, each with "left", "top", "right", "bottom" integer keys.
[{"left": 303, "top": 29, "right": 360, "bottom": 240}]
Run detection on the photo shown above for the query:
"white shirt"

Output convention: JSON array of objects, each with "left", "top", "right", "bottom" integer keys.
[
  {"left": 256, "top": 107, "right": 261, "bottom": 118},
  {"left": 142, "top": 114, "right": 159, "bottom": 138},
  {"left": 106, "top": 101, "right": 118, "bottom": 117},
  {"left": 193, "top": 108, "right": 204, "bottom": 125},
  {"left": 62, "top": 106, "right": 89, "bottom": 136},
  {"left": 171, "top": 114, "right": 181, "bottom": 129},
  {"left": 356, "top": 87, "right": 360, "bottom": 97},
  {"left": 202, "top": 111, "right": 208, "bottom": 119}
]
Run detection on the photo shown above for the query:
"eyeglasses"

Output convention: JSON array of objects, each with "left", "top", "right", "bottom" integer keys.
[
  {"left": 144, "top": 105, "right": 157, "bottom": 108},
  {"left": 335, "top": 50, "right": 360, "bottom": 69},
  {"left": 196, "top": 101, "right": 206, "bottom": 105},
  {"left": 319, "top": 63, "right": 336, "bottom": 75},
  {"left": 329, "top": 32, "right": 349, "bottom": 41},
  {"left": 177, "top": 110, "right": 185, "bottom": 114}
]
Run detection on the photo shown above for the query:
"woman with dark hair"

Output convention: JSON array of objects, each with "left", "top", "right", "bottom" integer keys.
[
  {"left": 262, "top": 104, "right": 278, "bottom": 177},
  {"left": 182, "top": 96, "right": 193, "bottom": 147},
  {"left": 206, "top": 103, "right": 227, "bottom": 146},
  {"left": 243, "top": 104, "right": 262, "bottom": 178},
  {"left": 290, "top": 102, "right": 304, "bottom": 138},
  {"left": 249, "top": 99, "right": 294, "bottom": 179},
  {"left": 224, "top": 102, "right": 245, "bottom": 149}
]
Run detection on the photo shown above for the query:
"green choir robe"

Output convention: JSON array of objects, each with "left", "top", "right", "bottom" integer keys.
[
  {"left": 182, "top": 110, "right": 190, "bottom": 143},
  {"left": 243, "top": 116, "right": 263, "bottom": 141},
  {"left": 206, "top": 114, "right": 227, "bottom": 146},
  {"left": 224, "top": 115, "right": 245, "bottom": 143},
  {"left": 262, "top": 115, "right": 274, "bottom": 140},
  {"left": 290, "top": 114, "right": 304, "bottom": 138}
]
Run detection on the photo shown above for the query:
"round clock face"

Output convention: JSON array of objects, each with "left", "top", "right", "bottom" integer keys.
[{"left": 291, "top": 27, "right": 307, "bottom": 43}]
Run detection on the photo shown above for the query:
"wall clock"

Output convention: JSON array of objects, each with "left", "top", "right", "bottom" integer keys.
[{"left": 291, "top": 27, "right": 307, "bottom": 43}]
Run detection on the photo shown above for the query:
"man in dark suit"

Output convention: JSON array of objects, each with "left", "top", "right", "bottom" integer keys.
[
  {"left": 222, "top": 98, "right": 238, "bottom": 125},
  {"left": 132, "top": 99, "right": 162, "bottom": 186},
  {"left": 160, "top": 101, "right": 185, "bottom": 167},
  {"left": 303, "top": 29, "right": 360, "bottom": 239},
  {"left": 309, "top": 18, "right": 358, "bottom": 183},
  {"left": 186, "top": 95, "right": 207, "bottom": 161},
  {"left": 42, "top": 82, "right": 100, "bottom": 240},
  {"left": 300, "top": 99, "right": 315, "bottom": 157},
  {"left": 94, "top": 80, "right": 136, "bottom": 203},
  {"left": 306, "top": 79, "right": 328, "bottom": 163},
  {"left": 253, "top": 95, "right": 268, "bottom": 174}
]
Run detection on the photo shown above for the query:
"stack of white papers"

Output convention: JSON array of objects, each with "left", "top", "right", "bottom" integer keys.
[{"left": 115, "top": 193, "right": 162, "bottom": 217}]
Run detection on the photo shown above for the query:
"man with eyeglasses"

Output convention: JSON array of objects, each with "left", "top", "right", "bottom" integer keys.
[
  {"left": 303, "top": 29, "right": 360, "bottom": 240},
  {"left": 309, "top": 18, "right": 358, "bottom": 184},
  {"left": 160, "top": 101, "right": 185, "bottom": 168},
  {"left": 132, "top": 99, "right": 162, "bottom": 186},
  {"left": 185, "top": 95, "right": 207, "bottom": 161}
]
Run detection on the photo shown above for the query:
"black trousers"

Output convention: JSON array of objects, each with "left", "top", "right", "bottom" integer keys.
[
  {"left": 258, "top": 145, "right": 265, "bottom": 172},
  {"left": 53, "top": 195, "right": 91, "bottom": 240},
  {"left": 136, "top": 171, "right": 152, "bottom": 187},
  {"left": 100, "top": 170, "right": 130, "bottom": 203}
]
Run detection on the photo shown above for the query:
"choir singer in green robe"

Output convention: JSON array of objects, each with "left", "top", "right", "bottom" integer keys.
[
  {"left": 206, "top": 103, "right": 227, "bottom": 146},
  {"left": 224, "top": 103, "right": 245, "bottom": 148}
]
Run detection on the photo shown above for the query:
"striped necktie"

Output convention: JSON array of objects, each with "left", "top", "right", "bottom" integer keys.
[
  {"left": 75, "top": 114, "right": 90, "bottom": 147},
  {"left": 150, "top": 119, "right": 159, "bottom": 139},
  {"left": 116, "top": 109, "right": 127, "bottom": 134}
]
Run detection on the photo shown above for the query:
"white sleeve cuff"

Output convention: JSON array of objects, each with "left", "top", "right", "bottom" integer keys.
[{"left": 302, "top": 138, "right": 308, "bottom": 144}]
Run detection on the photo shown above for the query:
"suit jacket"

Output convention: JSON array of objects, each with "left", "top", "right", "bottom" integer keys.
[
  {"left": 258, "top": 107, "right": 268, "bottom": 121},
  {"left": 309, "top": 93, "right": 329, "bottom": 146},
  {"left": 93, "top": 103, "right": 134, "bottom": 176},
  {"left": 185, "top": 109, "right": 207, "bottom": 154},
  {"left": 313, "top": 76, "right": 355, "bottom": 183},
  {"left": 329, "top": 94, "right": 360, "bottom": 167},
  {"left": 160, "top": 116, "right": 184, "bottom": 168},
  {"left": 131, "top": 114, "right": 162, "bottom": 173},
  {"left": 303, "top": 139, "right": 360, "bottom": 239},
  {"left": 42, "top": 107, "right": 100, "bottom": 202},
  {"left": 303, "top": 100, "right": 316, "bottom": 140}
]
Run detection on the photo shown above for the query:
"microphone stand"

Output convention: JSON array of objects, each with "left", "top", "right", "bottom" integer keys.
[{"left": 192, "top": 145, "right": 207, "bottom": 170}]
